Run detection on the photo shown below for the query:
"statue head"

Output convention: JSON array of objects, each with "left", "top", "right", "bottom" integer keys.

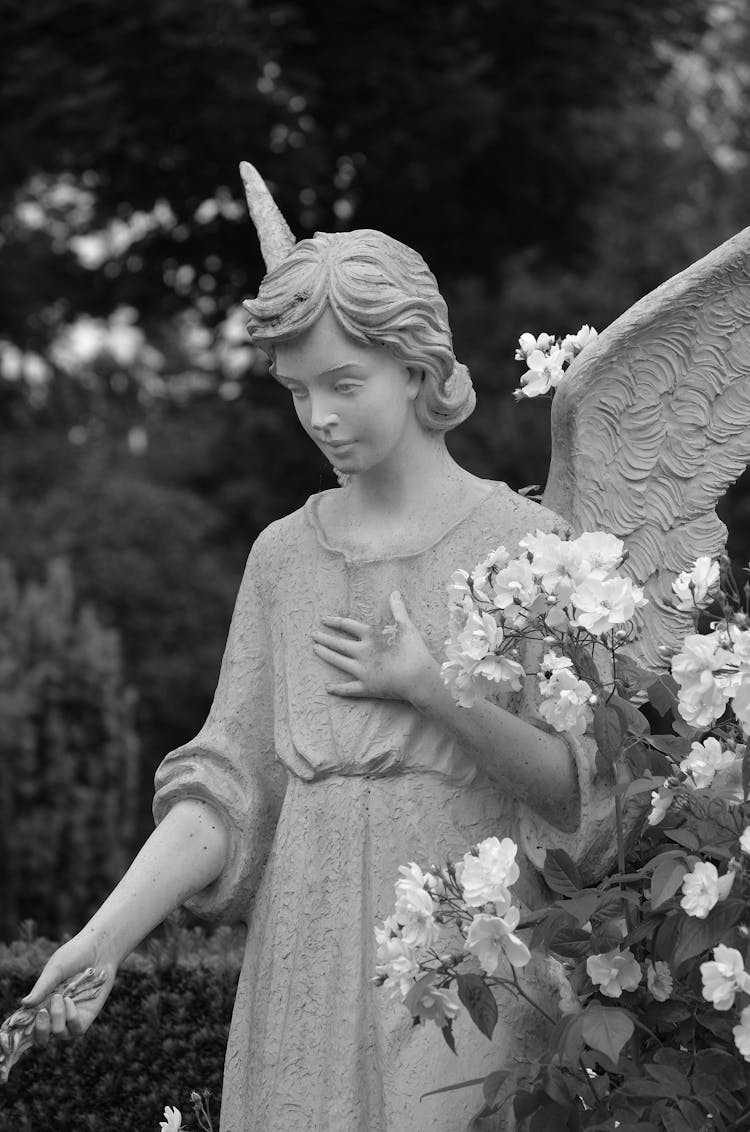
[{"left": 241, "top": 176, "right": 475, "bottom": 432}]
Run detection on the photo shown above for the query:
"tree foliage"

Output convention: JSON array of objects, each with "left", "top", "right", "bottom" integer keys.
[{"left": 0, "top": 558, "right": 141, "bottom": 939}]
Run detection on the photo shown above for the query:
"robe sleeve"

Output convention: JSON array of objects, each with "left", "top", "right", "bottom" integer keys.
[
  {"left": 152, "top": 529, "right": 286, "bottom": 923},
  {"left": 512, "top": 635, "right": 636, "bottom": 886}
]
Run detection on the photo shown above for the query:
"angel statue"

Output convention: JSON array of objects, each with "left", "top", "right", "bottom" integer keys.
[{"left": 6, "top": 162, "right": 750, "bottom": 1132}]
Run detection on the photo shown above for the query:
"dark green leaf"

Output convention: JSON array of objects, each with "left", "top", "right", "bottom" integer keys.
[
  {"left": 563, "top": 639, "right": 602, "bottom": 690},
  {"left": 663, "top": 827, "right": 699, "bottom": 850},
  {"left": 582, "top": 1003, "right": 634, "bottom": 1063},
  {"left": 550, "top": 925, "right": 597, "bottom": 960},
  {"left": 482, "top": 1069, "right": 510, "bottom": 1103},
  {"left": 618, "top": 1077, "right": 669, "bottom": 1099},
  {"left": 653, "top": 914, "right": 682, "bottom": 963},
  {"left": 693, "top": 1048, "right": 746, "bottom": 1089},
  {"left": 441, "top": 1018, "right": 456, "bottom": 1054},
  {"left": 456, "top": 973, "right": 498, "bottom": 1040},
  {"left": 662, "top": 1109, "right": 694, "bottom": 1132},
  {"left": 419, "top": 1074, "right": 490, "bottom": 1099},
  {"left": 610, "top": 693, "right": 650, "bottom": 735},
  {"left": 594, "top": 700, "right": 628, "bottom": 762},
  {"left": 643, "top": 1063, "right": 690, "bottom": 1097},
  {"left": 649, "top": 858, "right": 688, "bottom": 910},
  {"left": 529, "top": 1103, "right": 574, "bottom": 1132},
  {"left": 556, "top": 891, "right": 600, "bottom": 925},
  {"left": 543, "top": 849, "right": 583, "bottom": 896},
  {"left": 615, "top": 652, "right": 655, "bottom": 695},
  {"left": 646, "top": 674, "right": 679, "bottom": 716},
  {"left": 672, "top": 900, "right": 744, "bottom": 969},
  {"left": 689, "top": 1072, "right": 717, "bottom": 1098},
  {"left": 531, "top": 908, "right": 577, "bottom": 952},
  {"left": 646, "top": 734, "right": 689, "bottom": 758}
]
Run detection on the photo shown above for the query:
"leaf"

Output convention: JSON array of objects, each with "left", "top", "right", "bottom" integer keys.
[
  {"left": 649, "top": 858, "right": 689, "bottom": 910},
  {"left": 653, "top": 912, "right": 682, "bottom": 962},
  {"left": 671, "top": 900, "right": 745, "bottom": 969},
  {"left": 556, "top": 890, "right": 600, "bottom": 925},
  {"left": 623, "top": 776, "right": 666, "bottom": 800},
  {"left": 529, "top": 1103, "right": 574, "bottom": 1132},
  {"left": 743, "top": 744, "right": 750, "bottom": 802},
  {"left": 549, "top": 925, "right": 597, "bottom": 960},
  {"left": 456, "top": 973, "right": 498, "bottom": 1040},
  {"left": 419, "top": 1074, "right": 489, "bottom": 1100},
  {"left": 693, "top": 1048, "right": 746, "bottom": 1090},
  {"left": 610, "top": 692, "right": 650, "bottom": 735},
  {"left": 531, "top": 908, "right": 577, "bottom": 951},
  {"left": 646, "top": 673, "right": 679, "bottom": 716},
  {"left": 581, "top": 1003, "right": 634, "bottom": 1063},
  {"left": 440, "top": 1018, "right": 456, "bottom": 1054},
  {"left": 618, "top": 1077, "right": 668, "bottom": 1099},
  {"left": 662, "top": 1109, "right": 694, "bottom": 1132},
  {"left": 663, "top": 827, "right": 700, "bottom": 850},
  {"left": 622, "top": 914, "right": 666, "bottom": 949},
  {"left": 543, "top": 849, "right": 583, "bottom": 896},
  {"left": 615, "top": 652, "right": 655, "bottom": 694},
  {"left": 547, "top": 1013, "right": 585, "bottom": 1069},
  {"left": 594, "top": 700, "right": 628, "bottom": 762},
  {"left": 564, "top": 638, "right": 602, "bottom": 690},
  {"left": 646, "top": 734, "right": 689, "bottom": 758},
  {"left": 643, "top": 1063, "right": 690, "bottom": 1097},
  {"left": 482, "top": 1069, "right": 510, "bottom": 1103}
]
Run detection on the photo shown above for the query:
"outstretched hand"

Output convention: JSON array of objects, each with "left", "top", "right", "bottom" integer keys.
[
  {"left": 312, "top": 591, "right": 439, "bottom": 704},
  {"left": 20, "top": 932, "right": 118, "bottom": 1046}
]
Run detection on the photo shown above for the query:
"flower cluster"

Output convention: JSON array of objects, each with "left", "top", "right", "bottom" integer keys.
[
  {"left": 513, "top": 325, "right": 598, "bottom": 399},
  {"left": 374, "top": 837, "right": 530, "bottom": 1041},
  {"left": 441, "top": 528, "right": 647, "bottom": 736}
]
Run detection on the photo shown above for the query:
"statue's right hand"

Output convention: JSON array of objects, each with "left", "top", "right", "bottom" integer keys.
[{"left": 20, "top": 932, "right": 118, "bottom": 1046}]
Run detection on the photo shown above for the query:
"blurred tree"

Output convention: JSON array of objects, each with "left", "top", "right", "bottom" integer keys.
[{"left": 0, "top": 558, "right": 140, "bottom": 940}]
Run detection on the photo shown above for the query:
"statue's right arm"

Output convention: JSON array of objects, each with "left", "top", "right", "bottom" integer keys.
[{"left": 21, "top": 797, "right": 228, "bottom": 1043}]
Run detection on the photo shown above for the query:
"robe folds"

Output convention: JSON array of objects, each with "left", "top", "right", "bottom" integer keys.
[{"left": 154, "top": 483, "right": 616, "bottom": 1132}]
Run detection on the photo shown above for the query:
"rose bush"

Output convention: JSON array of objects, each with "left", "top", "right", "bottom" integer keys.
[{"left": 376, "top": 539, "right": 750, "bottom": 1130}]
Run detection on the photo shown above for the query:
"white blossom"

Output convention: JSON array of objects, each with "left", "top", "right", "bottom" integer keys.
[
  {"left": 374, "top": 923, "right": 420, "bottom": 1000},
  {"left": 538, "top": 667, "right": 594, "bottom": 735},
  {"left": 404, "top": 976, "right": 461, "bottom": 1029},
  {"left": 645, "top": 959, "right": 673, "bottom": 1002},
  {"left": 671, "top": 632, "right": 735, "bottom": 729},
  {"left": 465, "top": 906, "right": 531, "bottom": 973},
  {"left": 680, "top": 737, "right": 737, "bottom": 789},
  {"left": 560, "top": 324, "right": 598, "bottom": 361},
  {"left": 700, "top": 945, "right": 750, "bottom": 1010},
  {"left": 647, "top": 784, "right": 676, "bottom": 826},
  {"left": 672, "top": 557, "right": 720, "bottom": 611},
  {"left": 734, "top": 1006, "right": 750, "bottom": 1062},
  {"left": 160, "top": 1108, "right": 183, "bottom": 1132},
  {"left": 680, "top": 861, "right": 735, "bottom": 918},
  {"left": 586, "top": 949, "right": 641, "bottom": 998},
  {"left": 393, "top": 864, "right": 440, "bottom": 948},
  {"left": 458, "top": 836, "right": 520, "bottom": 909},
  {"left": 740, "top": 826, "right": 750, "bottom": 855},
  {"left": 570, "top": 575, "right": 647, "bottom": 636},
  {"left": 514, "top": 331, "right": 553, "bottom": 360},
  {"left": 517, "top": 346, "right": 567, "bottom": 398}
]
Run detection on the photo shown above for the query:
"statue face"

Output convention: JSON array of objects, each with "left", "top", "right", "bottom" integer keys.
[{"left": 272, "top": 307, "right": 422, "bottom": 476}]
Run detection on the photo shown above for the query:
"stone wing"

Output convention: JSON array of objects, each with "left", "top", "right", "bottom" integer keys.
[{"left": 542, "top": 227, "right": 750, "bottom": 672}]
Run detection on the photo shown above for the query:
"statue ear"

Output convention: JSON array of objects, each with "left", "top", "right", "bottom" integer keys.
[{"left": 406, "top": 367, "right": 425, "bottom": 400}]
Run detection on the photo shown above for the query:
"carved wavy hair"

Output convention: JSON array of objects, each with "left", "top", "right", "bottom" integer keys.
[{"left": 243, "top": 229, "right": 475, "bottom": 432}]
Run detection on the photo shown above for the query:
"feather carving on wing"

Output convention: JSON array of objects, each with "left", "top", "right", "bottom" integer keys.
[{"left": 542, "top": 227, "right": 750, "bottom": 672}]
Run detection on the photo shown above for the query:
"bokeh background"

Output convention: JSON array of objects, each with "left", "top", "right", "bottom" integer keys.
[{"left": 2, "top": 0, "right": 750, "bottom": 939}]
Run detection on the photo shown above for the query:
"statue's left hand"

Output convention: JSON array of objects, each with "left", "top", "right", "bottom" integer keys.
[{"left": 312, "top": 591, "right": 438, "bottom": 703}]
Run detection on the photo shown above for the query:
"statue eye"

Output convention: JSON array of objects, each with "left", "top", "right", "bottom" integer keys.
[
  {"left": 289, "top": 386, "right": 308, "bottom": 399},
  {"left": 335, "top": 382, "right": 359, "bottom": 394}
]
